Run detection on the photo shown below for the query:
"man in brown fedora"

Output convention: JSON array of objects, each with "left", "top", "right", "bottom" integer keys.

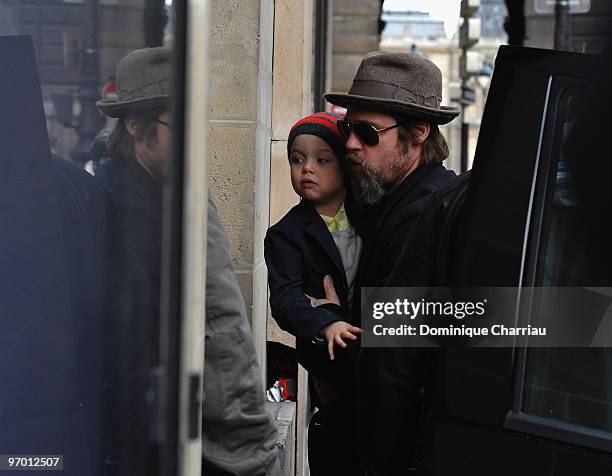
[
  {"left": 321, "top": 51, "right": 460, "bottom": 474},
  {"left": 96, "top": 47, "right": 280, "bottom": 475}
]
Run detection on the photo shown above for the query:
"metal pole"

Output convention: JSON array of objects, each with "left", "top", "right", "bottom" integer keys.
[
  {"left": 71, "top": 0, "right": 102, "bottom": 164},
  {"left": 461, "top": 101, "right": 469, "bottom": 173},
  {"left": 554, "top": 0, "right": 571, "bottom": 51},
  {"left": 313, "top": 0, "right": 328, "bottom": 112},
  {"left": 504, "top": 0, "right": 526, "bottom": 46}
]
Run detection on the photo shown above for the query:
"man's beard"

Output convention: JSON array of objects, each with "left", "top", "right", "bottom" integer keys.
[
  {"left": 142, "top": 137, "right": 167, "bottom": 179},
  {"left": 347, "top": 148, "right": 411, "bottom": 206},
  {"left": 350, "top": 163, "right": 388, "bottom": 206}
]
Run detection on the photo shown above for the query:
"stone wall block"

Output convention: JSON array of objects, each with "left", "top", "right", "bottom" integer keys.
[
  {"left": 332, "top": 34, "right": 380, "bottom": 54},
  {"left": 208, "top": 123, "right": 258, "bottom": 267},
  {"left": 210, "top": 0, "right": 260, "bottom": 61},
  {"left": 333, "top": 0, "right": 381, "bottom": 16},
  {"left": 271, "top": 0, "right": 307, "bottom": 140},
  {"left": 209, "top": 60, "right": 259, "bottom": 120},
  {"left": 333, "top": 15, "right": 380, "bottom": 35}
]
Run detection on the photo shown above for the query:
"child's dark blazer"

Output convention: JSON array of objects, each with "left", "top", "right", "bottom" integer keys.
[
  {"left": 264, "top": 200, "right": 359, "bottom": 380},
  {"left": 265, "top": 199, "right": 350, "bottom": 340}
]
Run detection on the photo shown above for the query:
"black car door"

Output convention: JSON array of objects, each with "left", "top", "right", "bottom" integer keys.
[{"left": 421, "top": 46, "right": 612, "bottom": 475}]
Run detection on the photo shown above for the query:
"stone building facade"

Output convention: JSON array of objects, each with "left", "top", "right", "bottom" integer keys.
[{"left": 206, "top": 2, "right": 382, "bottom": 472}]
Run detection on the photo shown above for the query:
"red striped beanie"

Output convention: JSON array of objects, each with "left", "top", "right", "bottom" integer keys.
[{"left": 287, "top": 112, "right": 346, "bottom": 161}]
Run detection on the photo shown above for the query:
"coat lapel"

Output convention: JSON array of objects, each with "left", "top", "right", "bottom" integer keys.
[{"left": 296, "top": 201, "right": 346, "bottom": 280}]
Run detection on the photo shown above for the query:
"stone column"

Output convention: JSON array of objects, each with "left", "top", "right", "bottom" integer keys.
[
  {"left": 268, "top": 0, "right": 315, "bottom": 345},
  {"left": 207, "top": 0, "right": 274, "bottom": 373},
  {"left": 269, "top": 2, "right": 315, "bottom": 474}
]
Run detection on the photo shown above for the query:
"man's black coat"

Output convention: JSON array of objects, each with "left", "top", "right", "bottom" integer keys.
[
  {"left": 354, "top": 161, "right": 456, "bottom": 472},
  {"left": 96, "top": 158, "right": 162, "bottom": 475}
]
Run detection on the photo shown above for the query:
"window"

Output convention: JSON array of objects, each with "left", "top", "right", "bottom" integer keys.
[
  {"left": 521, "top": 90, "right": 612, "bottom": 435},
  {"left": 0, "top": 2, "right": 185, "bottom": 473}
]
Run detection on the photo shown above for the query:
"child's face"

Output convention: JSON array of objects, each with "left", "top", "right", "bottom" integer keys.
[{"left": 289, "top": 134, "right": 345, "bottom": 206}]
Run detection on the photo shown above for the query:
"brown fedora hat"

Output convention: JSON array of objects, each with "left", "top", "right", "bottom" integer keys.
[
  {"left": 97, "top": 47, "right": 171, "bottom": 118},
  {"left": 324, "top": 51, "right": 459, "bottom": 125}
]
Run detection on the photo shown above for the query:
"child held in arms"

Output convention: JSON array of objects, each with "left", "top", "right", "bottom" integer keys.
[
  {"left": 264, "top": 112, "right": 363, "bottom": 472},
  {"left": 265, "top": 110, "right": 365, "bottom": 391}
]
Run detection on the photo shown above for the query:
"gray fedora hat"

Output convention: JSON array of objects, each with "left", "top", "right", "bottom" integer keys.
[
  {"left": 324, "top": 51, "right": 459, "bottom": 125},
  {"left": 97, "top": 47, "right": 171, "bottom": 118}
]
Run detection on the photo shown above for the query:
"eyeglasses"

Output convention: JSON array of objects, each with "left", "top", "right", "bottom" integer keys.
[{"left": 336, "top": 119, "right": 399, "bottom": 146}]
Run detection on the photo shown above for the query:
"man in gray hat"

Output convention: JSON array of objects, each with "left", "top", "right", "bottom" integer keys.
[
  {"left": 96, "top": 47, "right": 279, "bottom": 475},
  {"left": 321, "top": 51, "right": 460, "bottom": 474},
  {"left": 97, "top": 47, "right": 172, "bottom": 179}
]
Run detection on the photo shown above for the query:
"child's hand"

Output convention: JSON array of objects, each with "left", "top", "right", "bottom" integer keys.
[{"left": 320, "top": 321, "right": 362, "bottom": 361}]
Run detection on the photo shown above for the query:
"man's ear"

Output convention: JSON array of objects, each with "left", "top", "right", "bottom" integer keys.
[
  {"left": 412, "top": 121, "right": 431, "bottom": 144},
  {"left": 125, "top": 117, "right": 141, "bottom": 139}
]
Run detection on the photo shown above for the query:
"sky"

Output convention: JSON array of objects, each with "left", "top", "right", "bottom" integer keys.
[{"left": 383, "top": 0, "right": 462, "bottom": 38}]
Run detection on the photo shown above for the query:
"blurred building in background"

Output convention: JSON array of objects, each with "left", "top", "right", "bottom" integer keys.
[{"left": 381, "top": 0, "right": 507, "bottom": 171}]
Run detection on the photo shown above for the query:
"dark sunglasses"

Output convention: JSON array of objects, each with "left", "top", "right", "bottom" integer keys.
[{"left": 336, "top": 119, "right": 399, "bottom": 146}]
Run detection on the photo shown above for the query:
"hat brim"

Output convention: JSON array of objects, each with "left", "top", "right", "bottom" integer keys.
[
  {"left": 324, "top": 92, "right": 459, "bottom": 125},
  {"left": 96, "top": 95, "right": 171, "bottom": 118}
]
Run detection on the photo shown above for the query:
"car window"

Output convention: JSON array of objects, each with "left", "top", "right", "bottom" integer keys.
[{"left": 523, "top": 90, "right": 612, "bottom": 434}]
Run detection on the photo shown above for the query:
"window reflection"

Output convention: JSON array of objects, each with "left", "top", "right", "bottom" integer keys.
[
  {"left": 0, "top": 2, "right": 172, "bottom": 475},
  {"left": 96, "top": 46, "right": 172, "bottom": 474}
]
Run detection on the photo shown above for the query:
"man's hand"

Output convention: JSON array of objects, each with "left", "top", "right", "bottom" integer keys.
[
  {"left": 305, "top": 275, "right": 361, "bottom": 359},
  {"left": 304, "top": 275, "right": 341, "bottom": 307},
  {"left": 320, "top": 320, "right": 362, "bottom": 361}
]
